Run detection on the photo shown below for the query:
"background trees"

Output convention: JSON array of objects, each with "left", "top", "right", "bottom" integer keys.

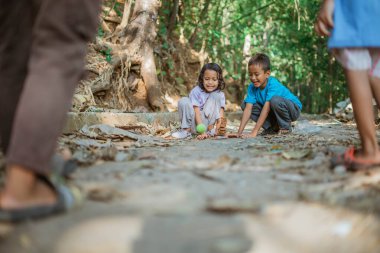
[{"left": 76, "top": 0, "right": 347, "bottom": 114}]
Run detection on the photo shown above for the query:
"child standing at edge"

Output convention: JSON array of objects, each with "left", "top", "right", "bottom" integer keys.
[
  {"left": 316, "top": 0, "right": 380, "bottom": 170},
  {"left": 235, "top": 53, "right": 302, "bottom": 138},
  {"left": 172, "top": 63, "right": 226, "bottom": 140}
]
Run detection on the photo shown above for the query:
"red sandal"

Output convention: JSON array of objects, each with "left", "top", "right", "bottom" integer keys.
[{"left": 331, "top": 146, "right": 380, "bottom": 171}]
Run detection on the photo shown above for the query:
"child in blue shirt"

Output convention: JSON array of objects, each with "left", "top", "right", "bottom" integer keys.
[
  {"left": 315, "top": 0, "right": 380, "bottom": 170},
  {"left": 236, "top": 53, "right": 302, "bottom": 137}
]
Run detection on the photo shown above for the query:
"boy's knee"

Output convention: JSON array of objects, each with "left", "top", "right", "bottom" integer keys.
[
  {"left": 270, "top": 96, "right": 284, "bottom": 108},
  {"left": 241, "top": 101, "right": 246, "bottom": 110}
]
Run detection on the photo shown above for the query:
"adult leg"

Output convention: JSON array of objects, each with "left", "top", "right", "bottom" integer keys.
[
  {"left": 270, "top": 96, "right": 300, "bottom": 130},
  {"left": 7, "top": 0, "right": 100, "bottom": 173},
  {"left": 0, "top": 0, "right": 48, "bottom": 210},
  {"left": 1, "top": 0, "right": 100, "bottom": 210},
  {"left": 0, "top": 0, "right": 35, "bottom": 153}
]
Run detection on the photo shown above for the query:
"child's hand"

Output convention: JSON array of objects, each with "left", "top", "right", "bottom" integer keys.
[
  {"left": 226, "top": 133, "right": 241, "bottom": 138},
  {"left": 315, "top": 0, "right": 334, "bottom": 36},
  {"left": 197, "top": 133, "right": 209, "bottom": 140},
  {"left": 241, "top": 132, "right": 257, "bottom": 139}
]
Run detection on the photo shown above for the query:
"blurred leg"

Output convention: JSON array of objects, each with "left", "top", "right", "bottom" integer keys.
[
  {"left": 370, "top": 76, "right": 380, "bottom": 110},
  {"left": 1, "top": 0, "right": 100, "bottom": 210},
  {"left": 0, "top": 0, "right": 35, "bottom": 153},
  {"left": 369, "top": 50, "right": 380, "bottom": 107},
  {"left": 345, "top": 69, "right": 380, "bottom": 160},
  {"left": 0, "top": 0, "right": 55, "bottom": 210},
  {"left": 7, "top": 0, "right": 101, "bottom": 174}
]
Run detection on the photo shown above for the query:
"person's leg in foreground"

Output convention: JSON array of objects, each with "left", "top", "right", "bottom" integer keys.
[
  {"left": 329, "top": 49, "right": 380, "bottom": 170},
  {"left": 344, "top": 50, "right": 380, "bottom": 165},
  {"left": 0, "top": 0, "right": 100, "bottom": 221}
]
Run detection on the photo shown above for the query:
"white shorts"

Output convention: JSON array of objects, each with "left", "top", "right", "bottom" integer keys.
[{"left": 333, "top": 48, "right": 380, "bottom": 78}]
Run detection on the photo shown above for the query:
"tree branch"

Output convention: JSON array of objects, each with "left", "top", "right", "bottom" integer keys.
[{"left": 221, "top": 1, "right": 275, "bottom": 28}]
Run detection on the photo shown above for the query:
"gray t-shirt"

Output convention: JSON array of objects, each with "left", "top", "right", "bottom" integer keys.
[{"left": 189, "top": 86, "right": 225, "bottom": 110}]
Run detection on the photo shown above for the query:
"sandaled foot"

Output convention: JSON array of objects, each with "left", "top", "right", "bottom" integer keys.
[
  {"left": 331, "top": 146, "right": 380, "bottom": 171},
  {"left": 278, "top": 128, "right": 292, "bottom": 135},
  {"left": 171, "top": 129, "right": 192, "bottom": 139},
  {"left": 260, "top": 127, "right": 279, "bottom": 136},
  {"left": 0, "top": 176, "right": 82, "bottom": 222}
]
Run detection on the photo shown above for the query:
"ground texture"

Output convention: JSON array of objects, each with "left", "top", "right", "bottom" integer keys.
[{"left": 1, "top": 114, "right": 380, "bottom": 253}]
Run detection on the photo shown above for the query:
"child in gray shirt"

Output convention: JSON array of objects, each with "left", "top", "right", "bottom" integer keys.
[{"left": 172, "top": 63, "right": 226, "bottom": 140}]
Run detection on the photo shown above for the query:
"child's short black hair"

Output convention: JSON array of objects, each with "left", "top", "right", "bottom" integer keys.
[
  {"left": 248, "top": 53, "right": 271, "bottom": 71},
  {"left": 197, "top": 63, "right": 226, "bottom": 91}
]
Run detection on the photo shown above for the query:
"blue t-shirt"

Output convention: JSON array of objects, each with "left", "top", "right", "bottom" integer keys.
[
  {"left": 329, "top": 0, "right": 380, "bottom": 48},
  {"left": 244, "top": 76, "right": 302, "bottom": 110}
]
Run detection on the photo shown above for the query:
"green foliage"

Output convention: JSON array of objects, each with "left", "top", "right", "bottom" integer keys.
[
  {"left": 175, "top": 77, "right": 185, "bottom": 85},
  {"left": 157, "top": 0, "right": 347, "bottom": 113},
  {"left": 157, "top": 69, "right": 167, "bottom": 77},
  {"left": 113, "top": 2, "right": 123, "bottom": 17},
  {"left": 101, "top": 47, "right": 112, "bottom": 63},
  {"left": 97, "top": 27, "right": 104, "bottom": 38}
]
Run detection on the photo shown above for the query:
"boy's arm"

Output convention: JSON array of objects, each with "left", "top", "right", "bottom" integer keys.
[
  {"left": 237, "top": 103, "right": 253, "bottom": 136},
  {"left": 246, "top": 101, "right": 270, "bottom": 138}
]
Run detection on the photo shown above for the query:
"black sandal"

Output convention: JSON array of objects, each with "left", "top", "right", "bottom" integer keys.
[{"left": 0, "top": 175, "right": 82, "bottom": 222}]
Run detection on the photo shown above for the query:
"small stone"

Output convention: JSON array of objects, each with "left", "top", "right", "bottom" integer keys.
[
  {"left": 334, "top": 165, "right": 346, "bottom": 174},
  {"left": 115, "top": 152, "right": 128, "bottom": 162}
]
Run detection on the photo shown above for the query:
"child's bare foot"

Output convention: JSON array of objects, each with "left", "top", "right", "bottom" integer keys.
[
  {"left": 332, "top": 147, "right": 380, "bottom": 171},
  {"left": 353, "top": 149, "right": 380, "bottom": 164},
  {"left": 226, "top": 133, "right": 240, "bottom": 138}
]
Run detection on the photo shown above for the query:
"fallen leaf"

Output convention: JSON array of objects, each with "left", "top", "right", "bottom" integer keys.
[{"left": 282, "top": 149, "right": 311, "bottom": 160}]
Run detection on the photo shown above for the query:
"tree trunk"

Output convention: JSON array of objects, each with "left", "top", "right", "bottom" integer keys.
[
  {"left": 240, "top": 34, "right": 251, "bottom": 100},
  {"left": 167, "top": 0, "right": 180, "bottom": 38},
  {"left": 114, "top": 0, "right": 133, "bottom": 36},
  {"left": 121, "top": 0, "right": 164, "bottom": 111}
]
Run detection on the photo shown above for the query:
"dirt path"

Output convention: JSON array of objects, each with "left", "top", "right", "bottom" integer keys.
[{"left": 1, "top": 115, "right": 380, "bottom": 253}]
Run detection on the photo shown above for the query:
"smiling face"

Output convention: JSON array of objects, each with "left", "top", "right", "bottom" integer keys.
[
  {"left": 203, "top": 69, "right": 219, "bottom": 92},
  {"left": 248, "top": 64, "right": 270, "bottom": 89}
]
